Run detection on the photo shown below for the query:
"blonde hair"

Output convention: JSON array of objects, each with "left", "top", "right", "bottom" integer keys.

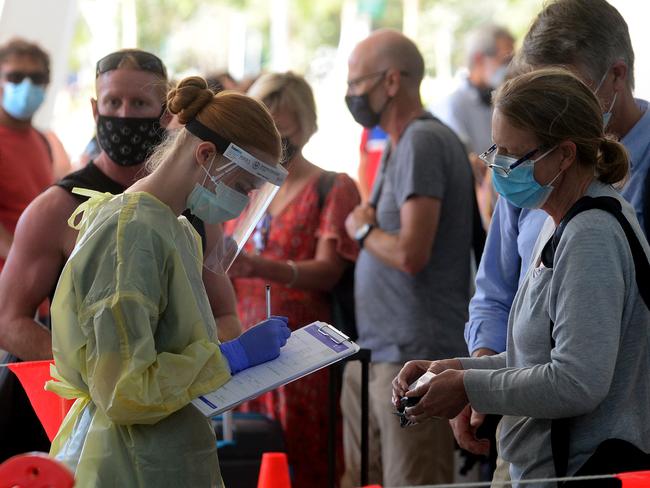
[
  {"left": 247, "top": 72, "right": 317, "bottom": 146},
  {"left": 493, "top": 67, "right": 629, "bottom": 186},
  {"left": 147, "top": 76, "right": 281, "bottom": 171}
]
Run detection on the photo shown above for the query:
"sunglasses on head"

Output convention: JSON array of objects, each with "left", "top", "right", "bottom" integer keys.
[
  {"left": 3, "top": 71, "right": 48, "bottom": 85},
  {"left": 95, "top": 50, "right": 167, "bottom": 79}
]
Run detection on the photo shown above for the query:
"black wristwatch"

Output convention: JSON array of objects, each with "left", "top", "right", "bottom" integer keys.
[{"left": 354, "top": 223, "right": 375, "bottom": 248}]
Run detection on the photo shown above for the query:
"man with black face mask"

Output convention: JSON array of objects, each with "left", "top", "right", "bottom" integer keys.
[
  {"left": 341, "top": 29, "right": 475, "bottom": 487},
  {"left": 0, "top": 49, "right": 242, "bottom": 460}
]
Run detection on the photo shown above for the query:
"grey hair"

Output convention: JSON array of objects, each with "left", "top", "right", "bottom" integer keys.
[
  {"left": 519, "top": 0, "right": 635, "bottom": 89},
  {"left": 465, "top": 24, "right": 514, "bottom": 67}
]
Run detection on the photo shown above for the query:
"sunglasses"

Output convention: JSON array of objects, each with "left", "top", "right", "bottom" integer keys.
[
  {"left": 3, "top": 71, "right": 48, "bottom": 85},
  {"left": 95, "top": 50, "right": 167, "bottom": 78}
]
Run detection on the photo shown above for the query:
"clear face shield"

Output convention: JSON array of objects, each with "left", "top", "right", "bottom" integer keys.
[{"left": 184, "top": 119, "right": 288, "bottom": 275}]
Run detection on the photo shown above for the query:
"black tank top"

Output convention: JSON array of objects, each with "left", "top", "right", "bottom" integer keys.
[{"left": 50, "top": 161, "right": 206, "bottom": 300}]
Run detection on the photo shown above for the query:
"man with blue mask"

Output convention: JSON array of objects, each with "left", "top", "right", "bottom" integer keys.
[
  {"left": 453, "top": 1, "right": 650, "bottom": 486},
  {"left": 0, "top": 38, "right": 53, "bottom": 272},
  {"left": 0, "top": 50, "right": 243, "bottom": 461},
  {"left": 432, "top": 25, "right": 515, "bottom": 227}
]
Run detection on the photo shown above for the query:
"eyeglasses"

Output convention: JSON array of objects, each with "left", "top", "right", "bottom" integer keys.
[
  {"left": 347, "top": 69, "right": 409, "bottom": 89},
  {"left": 2, "top": 71, "right": 48, "bottom": 85},
  {"left": 479, "top": 144, "right": 557, "bottom": 177},
  {"left": 95, "top": 50, "right": 167, "bottom": 79}
]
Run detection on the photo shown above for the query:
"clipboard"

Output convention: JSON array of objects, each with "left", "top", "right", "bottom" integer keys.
[{"left": 192, "top": 321, "right": 360, "bottom": 417}]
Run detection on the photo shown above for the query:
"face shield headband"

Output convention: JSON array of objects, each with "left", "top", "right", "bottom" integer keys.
[{"left": 184, "top": 118, "right": 288, "bottom": 274}]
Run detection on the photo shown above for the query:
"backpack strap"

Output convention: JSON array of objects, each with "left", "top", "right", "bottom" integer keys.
[
  {"left": 546, "top": 195, "right": 650, "bottom": 481},
  {"left": 316, "top": 171, "right": 338, "bottom": 210},
  {"left": 542, "top": 195, "right": 650, "bottom": 308},
  {"left": 643, "top": 170, "right": 650, "bottom": 239},
  {"left": 36, "top": 130, "right": 53, "bottom": 163}
]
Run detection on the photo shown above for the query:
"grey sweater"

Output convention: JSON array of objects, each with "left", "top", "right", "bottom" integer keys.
[{"left": 459, "top": 182, "right": 650, "bottom": 485}]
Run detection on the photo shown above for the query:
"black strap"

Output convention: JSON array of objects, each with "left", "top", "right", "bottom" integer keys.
[
  {"left": 316, "top": 171, "right": 337, "bottom": 210},
  {"left": 546, "top": 196, "right": 650, "bottom": 480},
  {"left": 36, "top": 130, "right": 53, "bottom": 163},
  {"left": 542, "top": 196, "right": 650, "bottom": 309},
  {"left": 643, "top": 169, "right": 650, "bottom": 239}
]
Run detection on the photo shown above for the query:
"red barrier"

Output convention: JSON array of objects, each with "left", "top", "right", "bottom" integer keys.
[
  {"left": 0, "top": 452, "right": 74, "bottom": 488},
  {"left": 7, "top": 361, "right": 74, "bottom": 442},
  {"left": 617, "top": 470, "right": 650, "bottom": 487}
]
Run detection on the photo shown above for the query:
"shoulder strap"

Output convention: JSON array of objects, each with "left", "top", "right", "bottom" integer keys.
[
  {"left": 549, "top": 195, "right": 650, "bottom": 481},
  {"left": 316, "top": 171, "right": 338, "bottom": 210},
  {"left": 643, "top": 169, "right": 650, "bottom": 239},
  {"left": 542, "top": 195, "right": 650, "bottom": 309},
  {"left": 36, "top": 130, "right": 53, "bottom": 163}
]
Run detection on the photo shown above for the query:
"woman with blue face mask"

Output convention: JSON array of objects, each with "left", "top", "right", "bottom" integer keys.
[
  {"left": 45, "top": 76, "right": 291, "bottom": 487},
  {"left": 392, "top": 67, "right": 650, "bottom": 485}
]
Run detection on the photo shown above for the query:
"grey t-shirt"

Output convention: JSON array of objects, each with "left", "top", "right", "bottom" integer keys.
[
  {"left": 432, "top": 77, "right": 493, "bottom": 155},
  {"left": 461, "top": 182, "right": 650, "bottom": 485},
  {"left": 355, "top": 114, "right": 474, "bottom": 363}
]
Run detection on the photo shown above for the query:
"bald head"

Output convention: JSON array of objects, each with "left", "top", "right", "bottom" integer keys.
[{"left": 350, "top": 29, "right": 425, "bottom": 88}]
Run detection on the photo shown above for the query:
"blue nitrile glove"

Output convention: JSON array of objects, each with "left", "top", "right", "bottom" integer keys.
[{"left": 219, "top": 316, "right": 291, "bottom": 374}]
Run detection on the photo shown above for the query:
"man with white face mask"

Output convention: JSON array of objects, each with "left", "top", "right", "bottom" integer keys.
[
  {"left": 433, "top": 25, "right": 515, "bottom": 226},
  {"left": 0, "top": 38, "right": 53, "bottom": 271},
  {"left": 455, "top": 1, "right": 650, "bottom": 484}
]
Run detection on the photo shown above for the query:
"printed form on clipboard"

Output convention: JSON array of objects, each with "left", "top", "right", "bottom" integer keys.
[{"left": 192, "top": 321, "right": 360, "bottom": 417}]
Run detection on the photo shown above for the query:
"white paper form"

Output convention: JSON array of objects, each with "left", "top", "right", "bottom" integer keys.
[{"left": 192, "top": 321, "right": 360, "bottom": 417}]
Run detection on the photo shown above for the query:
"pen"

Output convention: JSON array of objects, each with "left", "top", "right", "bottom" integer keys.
[{"left": 265, "top": 284, "right": 271, "bottom": 319}]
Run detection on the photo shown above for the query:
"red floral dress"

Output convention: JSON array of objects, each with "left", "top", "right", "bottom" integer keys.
[{"left": 231, "top": 172, "right": 360, "bottom": 488}]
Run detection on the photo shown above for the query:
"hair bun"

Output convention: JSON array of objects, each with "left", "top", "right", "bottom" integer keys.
[
  {"left": 167, "top": 76, "right": 214, "bottom": 124},
  {"left": 597, "top": 136, "right": 629, "bottom": 187}
]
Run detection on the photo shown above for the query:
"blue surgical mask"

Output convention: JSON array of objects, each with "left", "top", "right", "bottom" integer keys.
[
  {"left": 492, "top": 151, "right": 562, "bottom": 209},
  {"left": 489, "top": 64, "right": 508, "bottom": 89},
  {"left": 186, "top": 160, "right": 250, "bottom": 224},
  {"left": 2, "top": 79, "right": 45, "bottom": 120}
]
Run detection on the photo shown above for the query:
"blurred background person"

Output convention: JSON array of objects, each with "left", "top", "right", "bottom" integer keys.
[
  {"left": 433, "top": 25, "right": 515, "bottom": 227},
  {"left": 228, "top": 71, "right": 360, "bottom": 488},
  {"left": 204, "top": 71, "right": 239, "bottom": 92},
  {"left": 357, "top": 125, "right": 388, "bottom": 202},
  {"left": 0, "top": 38, "right": 55, "bottom": 271},
  {"left": 0, "top": 37, "right": 57, "bottom": 460}
]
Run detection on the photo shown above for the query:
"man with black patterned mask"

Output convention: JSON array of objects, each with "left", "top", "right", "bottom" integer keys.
[
  {"left": 0, "top": 50, "right": 243, "bottom": 459},
  {"left": 92, "top": 50, "right": 167, "bottom": 167}
]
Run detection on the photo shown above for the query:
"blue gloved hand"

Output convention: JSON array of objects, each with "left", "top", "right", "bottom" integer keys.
[{"left": 219, "top": 316, "right": 291, "bottom": 374}]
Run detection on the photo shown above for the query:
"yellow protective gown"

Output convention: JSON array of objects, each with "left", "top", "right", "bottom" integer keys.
[{"left": 46, "top": 190, "right": 231, "bottom": 488}]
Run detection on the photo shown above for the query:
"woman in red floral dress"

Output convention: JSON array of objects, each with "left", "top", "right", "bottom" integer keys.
[{"left": 228, "top": 72, "right": 360, "bottom": 487}]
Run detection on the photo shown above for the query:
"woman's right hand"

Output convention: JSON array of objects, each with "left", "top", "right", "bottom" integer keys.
[{"left": 392, "top": 358, "right": 463, "bottom": 408}]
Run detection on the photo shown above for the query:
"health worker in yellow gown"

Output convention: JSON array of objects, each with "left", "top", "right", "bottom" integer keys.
[{"left": 46, "top": 76, "right": 290, "bottom": 487}]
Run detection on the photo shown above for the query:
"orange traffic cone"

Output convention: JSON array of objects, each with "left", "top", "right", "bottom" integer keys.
[
  {"left": 616, "top": 471, "right": 650, "bottom": 487},
  {"left": 6, "top": 360, "right": 74, "bottom": 442},
  {"left": 257, "top": 452, "right": 291, "bottom": 488}
]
